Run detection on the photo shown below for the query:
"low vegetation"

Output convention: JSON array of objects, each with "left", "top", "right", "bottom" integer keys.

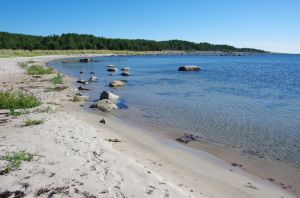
[
  {"left": 24, "top": 119, "right": 44, "bottom": 126},
  {"left": 0, "top": 91, "right": 41, "bottom": 110},
  {"left": 27, "top": 65, "right": 53, "bottom": 75},
  {"left": 51, "top": 74, "right": 63, "bottom": 84},
  {"left": 9, "top": 106, "right": 53, "bottom": 117},
  {"left": 72, "top": 95, "right": 81, "bottom": 102},
  {"left": 0, "top": 151, "right": 34, "bottom": 174}
]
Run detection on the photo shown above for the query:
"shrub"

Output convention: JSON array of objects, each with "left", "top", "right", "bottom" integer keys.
[
  {"left": 51, "top": 74, "right": 63, "bottom": 84},
  {"left": 72, "top": 95, "right": 81, "bottom": 102},
  {"left": 24, "top": 119, "right": 44, "bottom": 126},
  {"left": 0, "top": 151, "right": 33, "bottom": 174},
  {"left": 0, "top": 91, "right": 41, "bottom": 109},
  {"left": 27, "top": 65, "right": 53, "bottom": 75}
]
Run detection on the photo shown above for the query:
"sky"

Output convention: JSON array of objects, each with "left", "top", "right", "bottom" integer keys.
[{"left": 0, "top": 0, "right": 299, "bottom": 53}]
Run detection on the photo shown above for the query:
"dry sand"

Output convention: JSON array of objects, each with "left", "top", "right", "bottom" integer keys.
[{"left": 0, "top": 55, "right": 297, "bottom": 197}]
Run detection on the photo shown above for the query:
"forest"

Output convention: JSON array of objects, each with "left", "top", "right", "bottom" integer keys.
[{"left": 0, "top": 32, "right": 266, "bottom": 53}]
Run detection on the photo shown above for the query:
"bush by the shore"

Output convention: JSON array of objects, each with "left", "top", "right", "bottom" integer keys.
[
  {"left": 27, "top": 65, "right": 53, "bottom": 75},
  {"left": 0, "top": 91, "right": 41, "bottom": 109}
]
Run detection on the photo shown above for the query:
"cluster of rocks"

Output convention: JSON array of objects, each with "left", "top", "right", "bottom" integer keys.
[
  {"left": 175, "top": 133, "right": 202, "bottom": 144},
  {"left": 107, "top": 64, "right": 131, "bottom": 76},
  {"left": 90, "top": 91, "right": 119, "bottom": 112}
]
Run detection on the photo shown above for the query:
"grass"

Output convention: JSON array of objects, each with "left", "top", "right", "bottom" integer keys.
[
  {"left": 0, "top": 151, "right": 33, "bottom": 174},
  {"left": 24, "top": 119, "right": 44, "bottom": 126},
  {"left": 71, "top": 95, "right": 81, "bottom": 102},
  {"left": 0, "top": 91, "right": 41, "bottom": 110},
  {"left": 27, "top": 65, "right": 53, "bottom": 75},
  {"left": 51, "top": 74, "right": 63, "bottom": 84},
  {"left": 9, "top": 107, "right": 53, "bottom": 117}
]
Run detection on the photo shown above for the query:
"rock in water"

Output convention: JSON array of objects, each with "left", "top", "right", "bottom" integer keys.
[
  {"left": 91, "top": 99, "right": 118, "bottom": 112},
  {"left": 78, "top": 86, "right": 90, "bottom": 91},
  {"left": 107, "top": 68, "right": 118, "bottom": 72},
  {"left": 79, "top": 58, "right": 94, "bottom": 63},
  {"left": 121, "top": 72, "right": 130, "bottom": 76},
  {"left": 121, "top": 67, "right": 130, "bottom": 71},
  {"left": 178, "top": 65, "right": 201, "bottom": 71},
  {"left": 89, "top": 75, "right": 97, "bottom": 82},
  {"left": 109, "top": 80, "right": 125, "bottom": 87},
  {"left": 100, "top": 91, "right": 119, "bottom": 103},
  {"left": 77, "top": 79, "right": 89, "bottom": 84}
]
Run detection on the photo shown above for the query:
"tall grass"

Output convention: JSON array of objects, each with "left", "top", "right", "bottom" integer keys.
[
  {"left": 0, "top": 91, "right": 41, "bottom": 109},
  {"left": 27, "top": 65, "right": 53, "bottom": 75}
]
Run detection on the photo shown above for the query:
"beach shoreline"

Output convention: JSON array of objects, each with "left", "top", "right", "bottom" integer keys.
[{"left": 0, "top": 55, "right": 297, "bottom": 197}]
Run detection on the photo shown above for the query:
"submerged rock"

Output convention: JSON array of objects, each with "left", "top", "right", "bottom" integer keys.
[
  {"left": 77, "top": 79, "right": 89, "bottom": 84},
  {"left": 100, "top": 91, "right": 119, "bottom": 103},
  {"left": 121, "top": 67, "right": 130, "bottom": 71},
  {"left": 109, "top": 80, "right": 125, "bottom": 87},
  {"left": 107, "top": 68, "right": 118, "bottom": 72},
  {"left": 120, "top": 71, "right": 130, "bottom": 76},
  {"left": 178, "top": 65, "right": 201, "bottom": 71},
  {"left": 90, "top": 99, "right": 118, "bottom": 112}
]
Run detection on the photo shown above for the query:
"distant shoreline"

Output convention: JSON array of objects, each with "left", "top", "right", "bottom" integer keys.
[{"left": 0, "top": 49, "right": 269, "bottom": 58}]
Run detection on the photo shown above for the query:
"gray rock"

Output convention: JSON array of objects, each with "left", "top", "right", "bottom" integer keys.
[
  {"left": 89, "top": 75, "right": 97, "bottom": 82},
  {"left": 178, "top": 65, "right": 201, "bottom": 71},
  {"left": 100, "top": 91, "right": 119, "bottom": 103},
  {"left": 91, "top": 99, "right": 118, "bottom": 112},
  {"left": 109, "top": 80, "right": 125, "bottom": 87}
]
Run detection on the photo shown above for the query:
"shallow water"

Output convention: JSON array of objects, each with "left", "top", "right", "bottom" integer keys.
[{"left": 50, "top": 54, "right": 300, "bottom": 172}]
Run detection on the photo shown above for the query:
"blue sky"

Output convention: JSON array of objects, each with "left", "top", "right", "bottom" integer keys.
[{"left": 0, "top": 0, "right": 299, "bottom": 53}]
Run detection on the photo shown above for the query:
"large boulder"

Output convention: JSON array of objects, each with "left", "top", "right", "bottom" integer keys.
[
  {"left": 90, "top": 99, "right": 118, "bottom": 112},
  {"left": 109, "top": 80, "right": 125, "bottom": 87},
  {"left": 178, "top": 65, "right": 201, "bottom": 71},
  {"left": 100, "top": 91, "right": 119, "bottom": 103}
]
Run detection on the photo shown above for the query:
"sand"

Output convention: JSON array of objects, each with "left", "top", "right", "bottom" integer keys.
[{"left": 0, "top": 55, "right": 297, "bottom": 197}]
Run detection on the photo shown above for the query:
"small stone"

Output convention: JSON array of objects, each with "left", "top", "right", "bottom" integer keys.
[{"left": 100, "top": 118, "right": 106, "bottom": 124}]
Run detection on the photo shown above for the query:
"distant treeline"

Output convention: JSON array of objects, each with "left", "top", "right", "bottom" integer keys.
[{"left": 0, "top": 32, "right": 266, "bottom": 53}]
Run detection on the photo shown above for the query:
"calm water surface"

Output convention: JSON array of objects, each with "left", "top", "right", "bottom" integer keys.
[{"left": 50, "top": 54, "right": 300, "bottom": 171}]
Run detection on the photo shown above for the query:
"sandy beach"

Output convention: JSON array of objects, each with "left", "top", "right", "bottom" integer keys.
[{"left": 0, "top": 55, "right": 297, "bottom": 198}]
